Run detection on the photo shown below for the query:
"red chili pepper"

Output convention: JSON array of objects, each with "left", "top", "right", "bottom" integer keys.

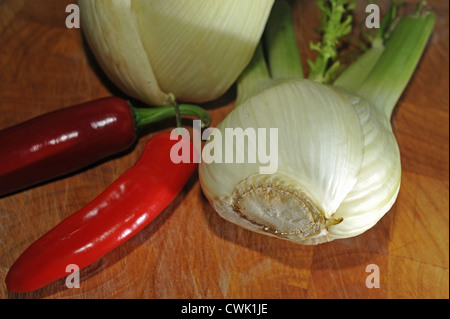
[
  {"left": 0, "top": 97, "right": 210, "bottom": 197},
  {"left": 5, "top": 132, "right": 198, "bottom": 292}
]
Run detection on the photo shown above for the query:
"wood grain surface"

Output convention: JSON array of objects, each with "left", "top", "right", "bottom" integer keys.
[{"left": 0, "top": 0, "right": 448, "bottom": 299}]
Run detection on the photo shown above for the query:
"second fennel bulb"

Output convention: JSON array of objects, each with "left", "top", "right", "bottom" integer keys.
[{"left": 78, "top": 0, "right": 274, "bottom": 106}]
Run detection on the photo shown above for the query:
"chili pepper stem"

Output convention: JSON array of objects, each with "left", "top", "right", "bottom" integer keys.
[
  {"left": 129, "top": 101, "right": 211, "bottom": 132},
  {"left": 168, "top": 93, "right": 184, "bottom": 135}
]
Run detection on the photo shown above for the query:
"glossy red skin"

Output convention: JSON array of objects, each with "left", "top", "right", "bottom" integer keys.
[
  {"left": 5, "top": 132, "right": 198, "bottom": 292},
  {"left": 0, "top": 97, "right": 136, "bottom": 197}
]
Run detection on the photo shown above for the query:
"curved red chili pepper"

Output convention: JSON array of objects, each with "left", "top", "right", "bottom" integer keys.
[
  {"left": 0, "top": 97, "right": 210, "bottom": 197},
  {"left": 5, "top": 132, "right": 198, "bottom": 293}
]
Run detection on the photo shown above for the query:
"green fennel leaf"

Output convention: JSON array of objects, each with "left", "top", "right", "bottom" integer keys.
[{"left": 307, "top": 0, "right": 356, "bottom": 84}]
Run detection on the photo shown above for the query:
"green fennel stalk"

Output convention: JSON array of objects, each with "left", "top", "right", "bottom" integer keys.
[
  {"left": 349, "top": 12, "right": 435, "bottom": 118},
  {"left": 238, "top": 0, "right": 435, "bottom": 115}
]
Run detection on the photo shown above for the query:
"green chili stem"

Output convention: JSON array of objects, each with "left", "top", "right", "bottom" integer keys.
[
  {"left": 130, "top": 102, "right": 211, "bottom": 131},
  {"left": 168, "top": 93, "right": 182, "bottom": 130}
]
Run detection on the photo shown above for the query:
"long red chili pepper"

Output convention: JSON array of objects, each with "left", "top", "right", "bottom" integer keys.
[
  {"left": 5, "top": 131, "right": 198, "bottom": 292},
  {"left": 0, "top": 97, "right": 209, "bottom": 197}
]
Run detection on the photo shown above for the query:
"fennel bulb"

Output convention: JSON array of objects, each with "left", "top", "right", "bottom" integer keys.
[
  {"left": 199, "top": 0, "right": 435, "bottom": 244},
  {"left": 78, "top": 0, "right": 274, "bottom": 107}
]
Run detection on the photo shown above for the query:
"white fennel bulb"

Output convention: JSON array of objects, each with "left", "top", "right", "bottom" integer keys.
[
  {"left": 78, "top": 0, "right": 274, "bottom": 106},
  {"left": 200, "top": 79, "right": 400, "bottom": 244},
  {"left": 199, "top": 1, "right": 434, "bottom": 244}
]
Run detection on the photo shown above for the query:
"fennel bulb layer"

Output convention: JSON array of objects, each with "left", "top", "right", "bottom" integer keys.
[{"left": 199, "top": 79, "right": 401, "bottom": 245}]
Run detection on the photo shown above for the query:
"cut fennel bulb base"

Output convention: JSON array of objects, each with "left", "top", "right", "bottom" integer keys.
[{"left": 214, "top": 173, "right": 340, "bottom": 245}]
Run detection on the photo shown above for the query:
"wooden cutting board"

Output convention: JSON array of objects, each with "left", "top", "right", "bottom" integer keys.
[{"left": 0, "top": 0, "right": 448, "bottom": 299}]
